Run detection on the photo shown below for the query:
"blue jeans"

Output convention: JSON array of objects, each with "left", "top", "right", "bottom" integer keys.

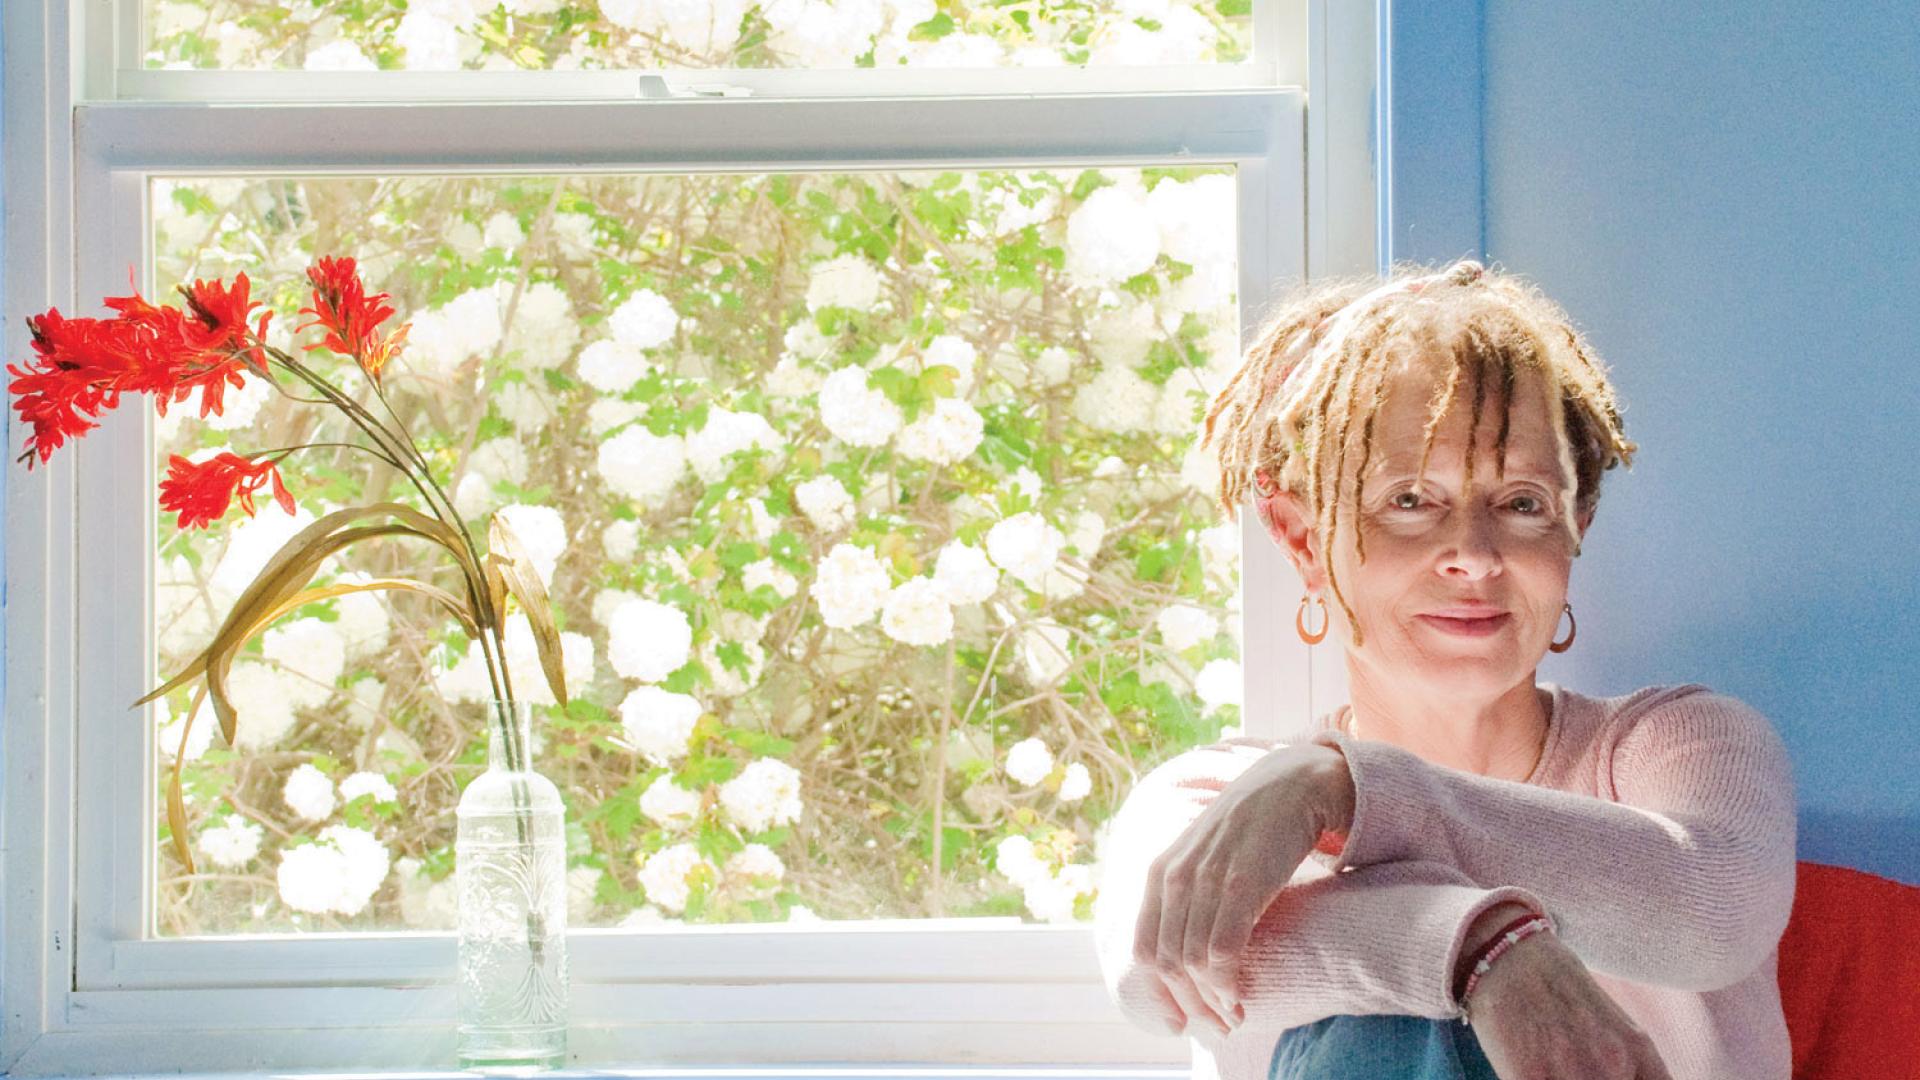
[{"left": 1269, "top": 1015, "right": 1499, "bottom": 1080}]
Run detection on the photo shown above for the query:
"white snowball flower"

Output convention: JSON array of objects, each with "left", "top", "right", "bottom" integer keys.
[
  {"left": 1089, "top": 299, "right": 1157, "bottom": 369},
  {"left": 700, "top": 637, "right": 766, "bottom": 698},
  {"left": 794, "top": 474, "right": 857, "bottom": 534},
  {"left": 688, "top": 407, "right": 785, "bottom": 483},
  {"left": 1009, "top": 465, "right": 1044, "bottom": 501},
  {"left": 637, "top": 842, "right": 714, "bottom": 914},
  {"left": 496, "top": 381, "right": 558, "bottom": 432},
  {"left": 339, "top": 771, "right": 398, "bottom": 804},
  {"left": 1035, "top": 345, "right": 1076, "bottom": 387},
  {"left": 598, "top": 0, "right": 749, "bottom": 51},
  {"left": 1156, "top": 604, "right": 1219, "bottom": 652},
  {"left": 786, "top": 903, "right": 822, "bottom": 923},
  {"left": 395, "top": 8, "right": 462, "bottom": 70},
  {"left": 493, "top": 503, "right": 568, "bottom": 587},
  {"left": 1198, "top": 521, "right": 1241, "bottom": 586},
  {"left": 503, "top": 281, "right": 579, "bottom": 371},
  {"left": 812, "top": 542, "right": 891, "bottom": 630},
  {"left": 576, "top": 339, "right": 653, "bottom": 394},
  {"left": 453, "top": 472, "right": 501, "bottom": 524},
  {"left": 393, "top": 856, "right": 459, "bottom": 929},
  {"left": 879, "top": 577, "right": 954, "bottom": 647},
  {"left": 895, "top": 397, "right": 984, "bottom": 466},
  {"left": 446, "top": 219, "right": 484, "bottom": 260},
  {"left": 994, "top": 834, "right": 1047, "bottom": 887},
  {"left": 985, "top": 512, "right": 1066, "bottom": 589},
  {"left": 1194, "top": 657, "right": 1244, "bottom": 711},
  {"left": 280, "top": 825, "right": 389, "bottom": 917},
  {"left": 444, "top": 286, "right": 506, "bottom": 358},
  {"left": 198, "top": 818, "right": 264, "bottom": 869},
  {"left": 607, "top": 598, "right": 694, "bottom": 682},
  {"left": 932, "top": 540, "right": 998, "bottom": 605},
  {"left": 598, "top": 426, "right": 687, "bottom": 506},
  {"left": 1057, "top": 762, "right": 1092, "bottom": 802},
  {"left": 817, "top": 365, "right": 901, "bottom": 448},
  {"left": 724, "top": 843, "right": 786, "bottom": 889},
  {"left": 921, "top": 334, "right": 978, "bottom": 392},
  {"left": 742, "top": 557, "right": 799, "bottom": 600},
  {"left": 262, "top": 618, "right": 346, "bottom": 709},
  {"left": 744, "top": 496, "right": 781, "bottom": 541},
  {"left": 283, "top": 763, "right": 337, "bottom": 822},
  {"left": 483, "top": 211, "right": 526, "bottom": 251},
  {"left": 608, "top": 289, "right": 680, "bottom": 350},
  {"left": 331, "top": 571, "right": 392, "bottom": 659},
  {"left": 806, "top": 253, "right": 883, "bottom": 312},
  {"left": 619, "top": 685, "right": 704, "bottom": 767},
  {"left": 1017, "top": 618, "right": 1074, "bottom": 685},
  {"left": 717, "top": 757, "right": 804, "bottom": 835},
  {"left": 602, "top": 518, "right": 640, "bottom": 562},
  {"left": 209, "top": 505, "right": 316, "bottom": 607},
  {"left": 156, "top": 703, "right": 214, "bottom": 762},
  {"left": 766, "top": 354, "right": 826, "bottom": 399},
  {"left": 638, "top": 773, "right": 702, "bottom": 826},
  {"left": 303, "top": 40, "right": 378, "bottom": 71},
  {"left": 203, "top": 374, "right": 273, "bottom": 431},
  {"left": 465, "top": 440, "right": 525, "bottom": 492},
  {"left": 1004, "top": 736, "right": 1054, "bottom": 787},
  {"left": 1065, "top": 183, "right": 1160, "bottom": 287},
  {"left": 1067, "top": 509, "right": 1105, "bottom": 559},
  {"left": 226, "top": 661, "right": 302, "bottom": 750},
  {"left": 1023, "top": 861, "right": 1093, "bottom": 924},
  {"left": 588, "top": 397, "right": 650, "bottom": 437},
  {"left": 1072, "top": 364, "right": 1157, "bottom": 433},
  {"left": 1147, "top": 173, "right": 1237, "bottom": 270}
]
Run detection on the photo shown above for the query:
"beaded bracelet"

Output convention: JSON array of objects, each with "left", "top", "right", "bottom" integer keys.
[{"left": 1457, "top": 914, "right": 1555, "bottom": 1027}]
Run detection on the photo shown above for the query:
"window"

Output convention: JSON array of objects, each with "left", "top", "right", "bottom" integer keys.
[{"left": 1, "top": 0, "right": 1377, "bottom": 1071}]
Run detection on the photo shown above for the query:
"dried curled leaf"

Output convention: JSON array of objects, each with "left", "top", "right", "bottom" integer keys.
[
  {"left": 134, "top": 503, "right": 485, "bottom": 748},
  {"left": 486, "top": 513, "right": 568, "bottom": 708}
]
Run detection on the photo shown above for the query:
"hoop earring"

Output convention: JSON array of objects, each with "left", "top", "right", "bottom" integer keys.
[
  {"left": 1548, "top": 602, "right": 1577, "bottom": 653},
  {"left": 1297, "top": 594, "right": 1329, "bottom": 645}
]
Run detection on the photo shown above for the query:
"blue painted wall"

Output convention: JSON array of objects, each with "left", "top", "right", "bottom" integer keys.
[{"left": 1391, "top": 1, "right": 1919, "bottom": 884}]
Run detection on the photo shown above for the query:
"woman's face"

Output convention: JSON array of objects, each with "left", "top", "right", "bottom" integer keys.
[{"left": 1257, "top": 356, "right": 1592, "bottom": 700}]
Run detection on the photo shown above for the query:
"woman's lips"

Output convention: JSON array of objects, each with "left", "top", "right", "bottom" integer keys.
[{"left": 1417, "top": 612, "right": 1511, "bottom": 637}]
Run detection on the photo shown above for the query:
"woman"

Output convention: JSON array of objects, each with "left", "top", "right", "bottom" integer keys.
[{"left": 1090, "top": 259, "right": 1798, "bottom": 1080}]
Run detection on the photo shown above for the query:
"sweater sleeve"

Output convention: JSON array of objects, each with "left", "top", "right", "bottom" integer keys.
[
  {"left": 1306, "top": 686, "right": 1799, "bottom": 992},
  {"left": 1090, "top": 744, "right": 1552, "bottom": 1038}
]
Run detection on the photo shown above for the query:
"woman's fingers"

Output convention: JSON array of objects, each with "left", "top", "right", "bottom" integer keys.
[{"left": 1180, "top": 863, "right": 1238, "bottom": 1029}]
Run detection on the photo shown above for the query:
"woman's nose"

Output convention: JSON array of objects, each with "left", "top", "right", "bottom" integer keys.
[{"left": 1439, "top": 503, "right": 1501, "bottom": 577}]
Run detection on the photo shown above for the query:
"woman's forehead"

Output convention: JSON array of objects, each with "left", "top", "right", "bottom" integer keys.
[{"left": 1361, "top": 358, "right": 1565, "bottom": 480}]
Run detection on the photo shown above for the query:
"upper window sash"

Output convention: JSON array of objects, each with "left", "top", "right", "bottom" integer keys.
[{"left": 89, "top": 0, "right": 1302, "bottom": 103}]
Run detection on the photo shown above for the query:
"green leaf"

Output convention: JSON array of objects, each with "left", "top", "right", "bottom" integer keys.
[{"left": 719, "top": 726, "right": 796, "bottom": 758}]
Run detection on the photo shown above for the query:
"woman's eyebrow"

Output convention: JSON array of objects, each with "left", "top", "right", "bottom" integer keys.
[{"left": 1366, "top": 462, "right": 1564, "bottom": 483}]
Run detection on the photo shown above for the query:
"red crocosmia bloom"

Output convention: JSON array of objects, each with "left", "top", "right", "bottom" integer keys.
[
  {"left": 297, "top": 257, "right": 396, "bottom": 384},
  {"left": 157, "top": 451, "right": 295, "bottom": 530},
  {"left": 180, "top": 271, "right": 275, "bottom": 377},
  {"left": 359, "top": 321, "right": 412, "bottom": 389}
]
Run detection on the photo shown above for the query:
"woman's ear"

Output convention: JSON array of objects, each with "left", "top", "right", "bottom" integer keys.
[{"left": 1252, "top": 477, "right": 1326, "bottom": 591}]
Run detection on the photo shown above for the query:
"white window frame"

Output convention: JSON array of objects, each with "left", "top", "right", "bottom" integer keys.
[{"left": 1, "top": 0, "right": 1378, "bottom": 1071}]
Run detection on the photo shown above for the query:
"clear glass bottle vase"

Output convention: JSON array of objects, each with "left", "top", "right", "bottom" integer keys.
[{"left": 455, "top": 698, "right": 569, "bottom": 1070}]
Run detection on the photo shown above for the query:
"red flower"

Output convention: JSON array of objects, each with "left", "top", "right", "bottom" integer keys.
[
  {"left": 8, "top": 271, "right": 274, "bottom": 468},
  {"left": 297, "top": 256, "right": 402, "bottom": 386},
  {"left": 179, "top": 271, "right": 274, "bottom": 377},
  {"left": 157, "top": 451, "right": 295, "bottom": 530}
]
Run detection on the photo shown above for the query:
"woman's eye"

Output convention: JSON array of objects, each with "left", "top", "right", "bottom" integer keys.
[
  {"left": 1389, "top": 492, "right": 1424, "bottom": 510},
  {"left": 1508, "top": 495, "right": 1543, "bottom": 515}
]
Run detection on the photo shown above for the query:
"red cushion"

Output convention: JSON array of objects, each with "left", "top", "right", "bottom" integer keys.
[{"left": 1775, "top": 861, "right": 1920, "bottom": 1080}]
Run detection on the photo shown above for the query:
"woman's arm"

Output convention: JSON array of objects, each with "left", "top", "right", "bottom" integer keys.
[
  {"left": 1309, "top": 687, "right": 1798, "bottom": 992},
  {"left": 1091, "top": 745, "right": 1548, "bottom": 1036}
]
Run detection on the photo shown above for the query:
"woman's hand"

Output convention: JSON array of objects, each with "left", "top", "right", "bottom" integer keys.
[
  {"left": 1467, "top": 931, "right": 1676, "bottom": 1080},
  {"left": 1133, "top": 740, "right": 1351, "bottom": 1038}
]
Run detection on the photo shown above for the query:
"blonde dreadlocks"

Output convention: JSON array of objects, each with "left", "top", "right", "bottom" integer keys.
[{"left": 1200, "top": 258, "right": 1638, "bottom": 649}]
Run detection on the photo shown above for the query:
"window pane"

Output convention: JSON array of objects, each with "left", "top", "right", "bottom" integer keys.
[
  {"left": 142, "top": 0, "right": 1253, "bottom": 72},
  {"left": 149, "top": 166, "right": 1246, "bottom": 936}
]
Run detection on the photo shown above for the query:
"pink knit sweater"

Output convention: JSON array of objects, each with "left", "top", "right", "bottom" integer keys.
[{"left": 1091, "top": 682, "right": 1799, "bottom": 1080}]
